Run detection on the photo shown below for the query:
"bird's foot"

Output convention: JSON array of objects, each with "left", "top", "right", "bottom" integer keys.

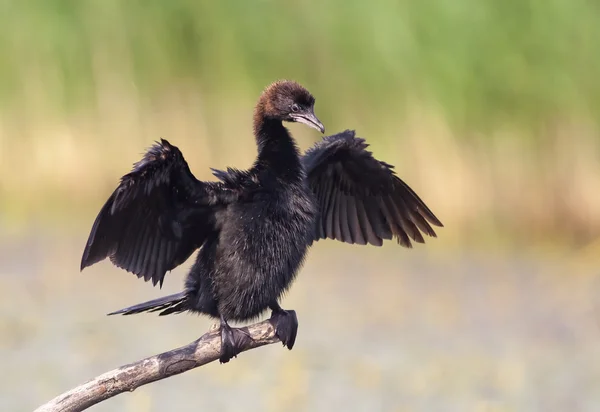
[
  {"left": 219, "top": 320, "right": 252, "bottom": 364},
  {"left": 269, "top": 308, "right": 298, "bottom": 350}
]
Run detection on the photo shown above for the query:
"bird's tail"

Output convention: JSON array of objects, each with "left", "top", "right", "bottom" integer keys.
[{"left": 108, "top": 292, "right": 188, "bottom": 316}]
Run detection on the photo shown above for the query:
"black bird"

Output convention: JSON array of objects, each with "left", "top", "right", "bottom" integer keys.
[{"left": 81, "top": 80, "right": 443, "bottom": 363}]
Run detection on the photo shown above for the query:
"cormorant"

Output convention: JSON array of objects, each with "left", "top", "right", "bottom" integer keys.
[{"left": 81, "top": 80, "right": 443, "bottom": 363}]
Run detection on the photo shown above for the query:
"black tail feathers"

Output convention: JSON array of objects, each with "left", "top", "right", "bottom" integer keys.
[{"left": 108, "top": 292, "right": 188, "bottom": 316}]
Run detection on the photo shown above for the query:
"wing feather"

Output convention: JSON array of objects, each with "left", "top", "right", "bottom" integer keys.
[
  {"left": 303, "top": 130, "right": 443, "bottom": 247},
  {"left": 81, "top": 139, "right": 231, "bottom": 287},
  {"left": 346, "top": 196, "right": 365, "bottom": 245}
]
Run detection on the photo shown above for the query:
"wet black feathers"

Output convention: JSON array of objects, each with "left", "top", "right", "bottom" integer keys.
[
  {"left": 83, "top": 131, "right": 443, "bottom": 289},
  {"left": 303, "top": 130, "right": 443, "bottom": 247},
  {"left": 107, "top": 292, "right": 187, "bottom": 316},
  {"left": 80, "top": 139, "right": 230, "bottom": 287},
  {"left": 81, "top": 81, "right": 443, "bottom": 330}
]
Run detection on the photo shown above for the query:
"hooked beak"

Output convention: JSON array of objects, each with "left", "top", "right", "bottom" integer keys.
[{"left": 291, "top": 110, "right": 325, "bottom": 134}]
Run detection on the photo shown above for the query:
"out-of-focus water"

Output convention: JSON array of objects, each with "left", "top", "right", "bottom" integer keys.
[{"left": 1, "top": 234, "right": 598, "bottom": 412}]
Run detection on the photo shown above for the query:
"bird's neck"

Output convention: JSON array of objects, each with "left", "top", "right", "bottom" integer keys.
[{"left": 253, "top": 117, "right": 302, "bottom": 182}]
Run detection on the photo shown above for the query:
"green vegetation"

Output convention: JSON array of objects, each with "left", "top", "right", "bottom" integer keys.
[
  {"left": 1, "top": 0, "right": 597, "bottom": 128},
  {"left": 1, "top": 0, "right": 599, "bottom": 247}
]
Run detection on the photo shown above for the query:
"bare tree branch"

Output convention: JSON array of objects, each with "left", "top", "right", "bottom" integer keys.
[{"left": 34, "top": 319, "right": 280, "bottom": 412}]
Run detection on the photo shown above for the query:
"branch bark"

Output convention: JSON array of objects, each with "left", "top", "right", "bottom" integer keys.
[{"left": 34, "top": 319, "right": 280, "bottom": 412}]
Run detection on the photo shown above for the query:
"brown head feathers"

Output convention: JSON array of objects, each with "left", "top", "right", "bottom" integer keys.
[
  {"left": 255, "top": 80, "right": 313, "bottom": 119},
  {"left": 253, "top": 80, "right": 322, "bottom": 134}
]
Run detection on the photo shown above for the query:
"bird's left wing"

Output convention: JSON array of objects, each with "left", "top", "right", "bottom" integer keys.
[{"left": 302, "top": 130, "right": 443, "bottom": 247}]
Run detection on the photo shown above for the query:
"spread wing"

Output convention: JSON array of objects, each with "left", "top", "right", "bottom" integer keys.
[
  {"left": 302, "top": 130, "right": 443, "bottom": 247},
  {"left": 81, "top": 139, "right": 233, "bottom": 287}
]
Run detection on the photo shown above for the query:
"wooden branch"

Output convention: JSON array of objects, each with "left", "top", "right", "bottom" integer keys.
[{"left": 34, "top": 319, "right": 280, "bottom": 412}]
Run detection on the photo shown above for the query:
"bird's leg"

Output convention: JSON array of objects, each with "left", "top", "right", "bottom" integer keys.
[
  {"left": 268, "top": 302, "right": 298, "bottom": 350},
  {"left": 218, "top": 315, "right": 252, "bottom": 363}
]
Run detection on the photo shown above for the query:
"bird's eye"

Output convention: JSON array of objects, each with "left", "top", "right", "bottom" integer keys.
[{"left": 291, "top": 104, "right": 300, "bottom": 112}]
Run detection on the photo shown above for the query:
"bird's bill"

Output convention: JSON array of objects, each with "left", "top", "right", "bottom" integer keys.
[{"left": 291, "top": 111, "right": 325, "bottom": 134}]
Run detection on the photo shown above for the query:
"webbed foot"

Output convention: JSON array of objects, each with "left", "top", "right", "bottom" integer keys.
[
  {"left": 219, "top": 317, "right": 252, "bottom": 363},
  {"left": 269, "top": 303, "right": 298, "bottom": 350}
]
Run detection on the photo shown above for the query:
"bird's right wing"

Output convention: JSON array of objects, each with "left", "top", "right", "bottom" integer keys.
[{"left": 81, "top": 139, "right": 234, "bottom": 287}]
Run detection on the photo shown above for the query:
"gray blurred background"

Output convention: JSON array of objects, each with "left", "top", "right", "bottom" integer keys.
[{"left": 1, "top": 1, "right": 599, "bottom": 411}]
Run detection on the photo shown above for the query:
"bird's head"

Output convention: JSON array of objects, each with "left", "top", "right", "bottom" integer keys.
[{"left": 256, "top": 80, "right": 325, "bottom": 133}]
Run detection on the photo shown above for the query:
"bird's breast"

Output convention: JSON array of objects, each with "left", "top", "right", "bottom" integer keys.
[
  {"left": 216, "top": 186, "right": 316, "bottom": 285},
  {"left": 210, "top": 187, "right": 316, "bottom": 319}
]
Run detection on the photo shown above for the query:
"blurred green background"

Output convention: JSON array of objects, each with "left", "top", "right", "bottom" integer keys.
[{"left": 1, "top": 1, "right": 599, "bottom": 411}]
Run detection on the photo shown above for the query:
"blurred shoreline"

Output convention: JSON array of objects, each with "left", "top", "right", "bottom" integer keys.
[{"left": 2, "top": 235, "right": 599, "bottom": 412}]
